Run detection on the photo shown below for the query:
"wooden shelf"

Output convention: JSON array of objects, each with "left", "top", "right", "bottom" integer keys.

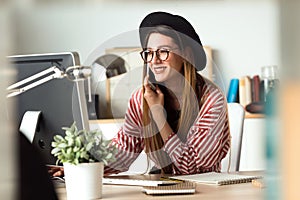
[
  {"left": 245, "top": 112, "right": 265, "bottom": 119},
  {"left": 89, "top": 118, "right": 124, "bottom": 124}
]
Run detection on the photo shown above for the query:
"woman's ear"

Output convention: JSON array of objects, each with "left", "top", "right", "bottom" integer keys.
[{"left": 184, "top": 46, "right": 194, "bottom": 65}]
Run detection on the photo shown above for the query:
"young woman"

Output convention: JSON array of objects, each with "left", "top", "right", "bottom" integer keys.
[{"left": 104, "top": 11, "right": 230, "bottom": 175}]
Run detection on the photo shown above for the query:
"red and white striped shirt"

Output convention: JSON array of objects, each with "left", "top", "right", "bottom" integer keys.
[{"left": 105, "top": 78, "right": 230, "bottom": 175}]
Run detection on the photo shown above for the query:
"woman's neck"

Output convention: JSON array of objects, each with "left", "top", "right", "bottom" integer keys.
[
  {"left": 164, "top": 74, "right": 184, "bottom": 96},
  {"left": 164, "top": 76, "right": 184, "bottom": 109}
]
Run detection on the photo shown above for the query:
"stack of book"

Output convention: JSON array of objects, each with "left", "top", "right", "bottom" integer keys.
[{"left": 227, "top": 75, "right": 264, "bottom": 114}]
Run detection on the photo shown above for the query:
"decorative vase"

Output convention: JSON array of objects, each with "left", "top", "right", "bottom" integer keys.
[{"left": 63, "top": 162, "right": 104, "bottom": 200}]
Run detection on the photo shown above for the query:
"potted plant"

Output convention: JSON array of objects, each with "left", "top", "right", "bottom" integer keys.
[{"left": 51, "top": 122, "right": 117, "bottom": 200}]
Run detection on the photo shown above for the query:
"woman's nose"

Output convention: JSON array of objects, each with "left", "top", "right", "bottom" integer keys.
[{"left": 151, "top": 52, "right": 162, "bottom": 64}]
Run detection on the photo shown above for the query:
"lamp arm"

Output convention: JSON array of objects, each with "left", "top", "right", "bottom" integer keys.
[
  {"left": 6, "top": 66, "right": 65, "bottom": 98},
  {"left": 6, "top": 65, "right": 92, "bottom": 109}
]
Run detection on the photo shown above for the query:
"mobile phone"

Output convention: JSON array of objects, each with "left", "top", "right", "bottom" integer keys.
[
  {"left": 146, "top": 65, "right": 156, "bottom": 91},
  {"left": 148, "top": 81, "right": 156, "bottom": 91}
]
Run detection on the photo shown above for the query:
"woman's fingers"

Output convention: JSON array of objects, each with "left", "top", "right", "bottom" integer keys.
[
  {"left": 143, "top": 76, "right": 164, "bottom": 107},
  {"left": 48, "top": 165, "right": 64, "bottom": 177},
  {"left": 53, "top": 169, "right": 64, "bottom": 177},
  {"left": 143, "top": 75, "right": 153, "bottom": 91}
]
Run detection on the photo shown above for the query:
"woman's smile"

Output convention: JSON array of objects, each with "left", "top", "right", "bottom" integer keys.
[{"left": 152, "top": 65, "right": 167, "bottom": 74}]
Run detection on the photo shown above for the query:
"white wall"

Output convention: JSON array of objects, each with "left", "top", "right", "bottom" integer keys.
[{"left": 12, "top": 0, "right": 280, "bottom": 92}]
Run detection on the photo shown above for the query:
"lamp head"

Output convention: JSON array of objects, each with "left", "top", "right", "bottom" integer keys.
[{"left": 93, "top": 54, "right": 127, "bottom": 78}]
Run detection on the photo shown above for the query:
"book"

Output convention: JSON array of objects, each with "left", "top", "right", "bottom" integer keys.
[
  {"left": 239, "top": 76, "right": 252, "bottom": 107},
  {"left": 251, "top": 75, "right": 261, "bottom": 102},
  {"left": 170, "top": 172, "right": 263, "bottom": 186},
  {"left": 239, "top": 77, "right": 246, "bottom": 106},
  {"left": 142, "top": 182, "right": 196, "bottom": 195},
  {"left": 244, "top": 76, "right": 252, "bottom": 105},
  {"left": 227, "top": 78, "right": 239, "bottom": 103}
]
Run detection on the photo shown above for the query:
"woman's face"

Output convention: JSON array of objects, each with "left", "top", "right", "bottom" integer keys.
[{"left": 146, "top": 33, "right": 183, "bottom": 83}]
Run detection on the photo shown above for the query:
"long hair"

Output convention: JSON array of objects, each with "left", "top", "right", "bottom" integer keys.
[{"left": 141, "top": 25, "right": 204, "bottom": 174}]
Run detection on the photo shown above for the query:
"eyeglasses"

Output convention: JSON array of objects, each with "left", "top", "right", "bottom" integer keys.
[{"left": 140, "top": 48, "right": 179, "bottom": 63}]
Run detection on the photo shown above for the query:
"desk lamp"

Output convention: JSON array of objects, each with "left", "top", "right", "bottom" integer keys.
[{"left": 94, "top": 54, "right": 127, "bottom": 78}]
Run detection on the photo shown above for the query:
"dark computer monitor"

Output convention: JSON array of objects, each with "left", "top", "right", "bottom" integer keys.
[{"left": 7, "top": 52, "right": 90, "bottom": 165}]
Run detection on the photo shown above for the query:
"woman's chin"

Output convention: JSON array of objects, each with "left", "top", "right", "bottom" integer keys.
[
  {"left": 154, "top": 75, "right": 167, "bottom": 83},
  {"left": 154, "top": 78, "right": 166, "bottom": 83}
]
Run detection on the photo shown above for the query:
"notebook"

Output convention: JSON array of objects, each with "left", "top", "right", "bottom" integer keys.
[
  {"left": 170, "top": 172, "right": 263, "bottom": 186},
  {"left": 142, "top": 182, "right": 196, "bottom": 195},
  {"left": 103, "top": 175, "right": 179, "bottom": 187}
]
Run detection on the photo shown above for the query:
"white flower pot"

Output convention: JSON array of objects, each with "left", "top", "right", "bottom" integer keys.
[{"left": 63, "top": 162, "right": 104, "bottom": 200}]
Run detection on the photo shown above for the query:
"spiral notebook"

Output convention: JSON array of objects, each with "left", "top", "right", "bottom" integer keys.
[
  {"left": 142, "top": 182, "right": 196, "bottom": 195},
  {"left": 170, "top": 172, "right": 263, "bottom": 186}
]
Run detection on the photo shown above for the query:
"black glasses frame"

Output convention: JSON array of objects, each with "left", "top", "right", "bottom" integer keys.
[{"left": 140, "top": 48, "right": 176, "bottom": 63}]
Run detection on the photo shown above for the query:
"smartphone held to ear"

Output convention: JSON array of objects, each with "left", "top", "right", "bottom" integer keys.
[
  {"left": 146, "top": 65, "right": 156, "bottom": 92},
  {"left": 148, "top": 81, "right": 156, "bottom": 91}
]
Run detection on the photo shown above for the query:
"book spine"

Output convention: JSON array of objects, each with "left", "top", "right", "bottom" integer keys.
[
  {"left": 227, "top": 78, "right": 239, "bottom": 103},
  {"left": 251, "top": 75, "right": 261, "bottom": 102},
  {"left": 244, "top": 76, "right": 252, "bottom": 105},
  {"left": 239, "top": 77, "right": 246, "bottom": 107},
  {"left": 239, "top": 76, "right": 252, "bottom": 107}
]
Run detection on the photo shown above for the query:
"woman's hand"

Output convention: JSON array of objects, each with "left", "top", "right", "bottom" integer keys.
[
  {"left": 47, "top": 165, "right": 64, "bottom": 177},
  {"left": 143, "top": 76, "right": 174, "bottom": 142},
  {"left": 143, "top": 76, "right": 167, "bottom": 129},
  {"left": 143, "top": 75, "right": 164, "bottom": 107}
]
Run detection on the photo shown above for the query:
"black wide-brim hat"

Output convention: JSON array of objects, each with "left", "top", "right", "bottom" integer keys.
[{"left": 139, "top": 11, "right": 207, "bottom": 71}]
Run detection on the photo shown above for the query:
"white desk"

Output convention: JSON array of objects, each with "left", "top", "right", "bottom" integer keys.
[{"left": 55, "top": 171, "right": 264, "bottom": 200}]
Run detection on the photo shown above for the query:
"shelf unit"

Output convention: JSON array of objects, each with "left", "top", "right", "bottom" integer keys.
[{"left": 239, "top": 115, "right": 266, "bottom": 171}]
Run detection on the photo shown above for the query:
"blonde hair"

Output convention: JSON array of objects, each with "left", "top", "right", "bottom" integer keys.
[
  {"left": 141, "top": 26, "right": 203, "bottom": 174},
  {"left": 142, "top": 62, "right": 202, "bottom": 174}
]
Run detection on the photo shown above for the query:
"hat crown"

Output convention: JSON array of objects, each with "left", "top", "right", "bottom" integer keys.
[{"left": 139, "top": 11, "right": 201, "bottom": 45}]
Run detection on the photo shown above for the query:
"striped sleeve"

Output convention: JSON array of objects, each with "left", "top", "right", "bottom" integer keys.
[
  {"left": 104, "top": 89, "right": 145, "bottom": 174},
  {"left": 164, "top": 83, "right": 230, "bottom": 175}
]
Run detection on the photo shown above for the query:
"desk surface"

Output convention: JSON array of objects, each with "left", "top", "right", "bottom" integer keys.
[{"left": 55, "top": 171, "right": 265, "bottom": 200}]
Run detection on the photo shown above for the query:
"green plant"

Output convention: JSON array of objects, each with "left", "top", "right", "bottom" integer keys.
[{"left": 51, "top": 122, "right": 117, "bottom": 165}]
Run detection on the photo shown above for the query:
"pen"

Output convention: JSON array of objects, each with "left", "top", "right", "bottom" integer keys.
[{"left": 160, "top": 177, "right": 184, "bottom": 183}]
